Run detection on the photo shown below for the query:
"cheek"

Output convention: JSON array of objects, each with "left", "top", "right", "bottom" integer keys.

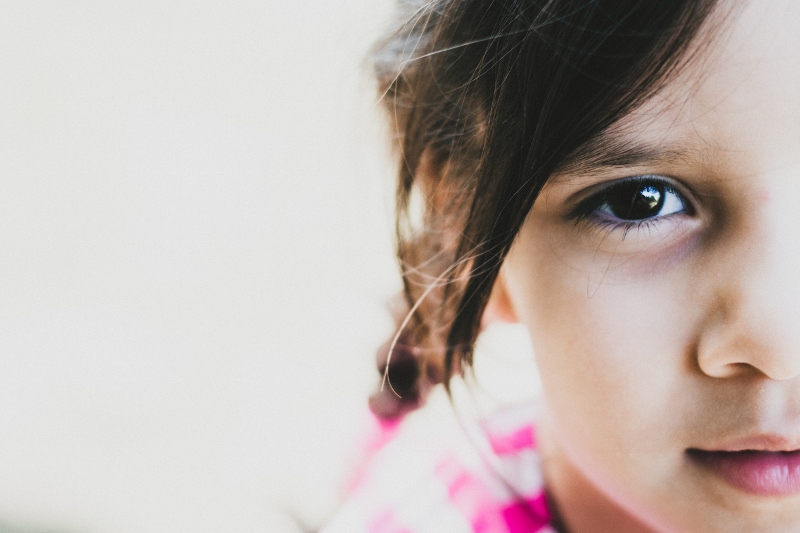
[{"left": 504, "top": 230, "right": 703, "bottom": 473}]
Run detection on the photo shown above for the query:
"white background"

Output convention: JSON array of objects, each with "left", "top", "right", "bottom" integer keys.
[
  {"left": 0, "top": 2, "right": 540, "bottom": 532},
  {"left": 0, "top": 1, "right": 398, "bottom": 531}
]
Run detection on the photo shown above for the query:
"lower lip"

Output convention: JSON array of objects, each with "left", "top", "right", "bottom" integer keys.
[{"left": 687, "top": 448, "right": 800, "bottom": 496}]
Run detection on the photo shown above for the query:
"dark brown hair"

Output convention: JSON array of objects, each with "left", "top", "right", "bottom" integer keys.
[{"left": 370, "top": 0, "right": 719, "bottom": 418}]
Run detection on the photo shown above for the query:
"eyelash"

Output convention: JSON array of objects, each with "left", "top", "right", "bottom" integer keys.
[
  {"left": 586, "top": 217, "right": 661, "bottom": 241},
  {"left": 568, "top": 175, "right": 693, "bottom": 236}
]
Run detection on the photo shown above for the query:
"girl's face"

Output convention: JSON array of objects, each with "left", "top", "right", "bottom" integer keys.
[{"left": 501, "top": 0, "right": 800, "bottom": 530}]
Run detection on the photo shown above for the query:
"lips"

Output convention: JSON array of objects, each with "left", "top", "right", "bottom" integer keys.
[{"left": 687, "top": 447, "right": 800, "bottom": 496}]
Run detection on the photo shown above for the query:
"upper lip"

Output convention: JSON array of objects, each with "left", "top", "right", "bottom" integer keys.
[{"left": 692, "top": 434, "right": 800, "bottom": 453}]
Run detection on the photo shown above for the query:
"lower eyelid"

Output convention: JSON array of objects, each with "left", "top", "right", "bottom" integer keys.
[
  {"left": 591, "top": 205, "right": 688, "bottom": 224},
  {"left": 575, "top": 215, "right": 687, "bottom": 248}
]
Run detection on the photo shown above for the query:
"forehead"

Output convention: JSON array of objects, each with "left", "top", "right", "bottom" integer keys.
[{"left": 605, "top": 0, "right": 800, "bottom": 173}]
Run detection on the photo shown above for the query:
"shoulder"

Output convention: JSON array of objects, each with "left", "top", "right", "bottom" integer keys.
[{"left": 323, "top": 387, "right": 556, "bottom": 533}]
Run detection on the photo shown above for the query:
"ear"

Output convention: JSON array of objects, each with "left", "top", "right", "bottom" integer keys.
[{"left": 482, "top": 268, "right": 519, "bottom": 327}]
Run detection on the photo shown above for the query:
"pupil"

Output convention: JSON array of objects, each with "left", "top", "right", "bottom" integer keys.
[{"left": 607, "top": 182, "right": 664, "bottom": 220}]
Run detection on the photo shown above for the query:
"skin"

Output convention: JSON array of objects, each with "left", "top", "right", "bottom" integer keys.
[{"left": 489, "top": 0, "right": 800, "bottom": 531}]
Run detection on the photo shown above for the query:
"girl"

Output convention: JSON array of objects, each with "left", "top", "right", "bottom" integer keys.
[{"left": 326, "top": 0, "right": 800, "bottom": 531}]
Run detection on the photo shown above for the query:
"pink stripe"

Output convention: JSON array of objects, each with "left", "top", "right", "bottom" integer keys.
[
  {"left": 346, "top": 412, "right": 403, "bottom": 492},
  {"left": 501, "top": 492, "right": 551, "bottom": 533},
  {"left": 368, "top": 415, "right": 403, "bottom": 454},
  {"left": 368, "top": 509, "right": 411, "bottom": 533},
  {"left": 488, "top": 424, "right": 535, "bottom": 455},
  {"left": 436, "top": 458, "right": 510, "bottom": 533}
]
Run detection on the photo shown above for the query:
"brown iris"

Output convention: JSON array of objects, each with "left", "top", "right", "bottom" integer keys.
[{"left": 604, "top": 181, "right": 665, "bottom": 220}]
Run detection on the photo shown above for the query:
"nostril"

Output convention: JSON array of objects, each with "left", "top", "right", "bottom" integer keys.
[{"left": 700, "top": 361, "right": 748, "bottom": 379}]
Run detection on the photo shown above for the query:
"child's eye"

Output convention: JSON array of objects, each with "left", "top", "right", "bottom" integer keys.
[{"left": 573, "top": 176, "right": 692, "bottom": 228}]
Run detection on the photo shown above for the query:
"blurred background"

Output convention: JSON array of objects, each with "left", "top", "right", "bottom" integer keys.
[
  {"left": 0, "top": 2, "right": 539, "bottom": 532},
  {"left": 0, "top": 1, "right": 397, "bottom": 531}
]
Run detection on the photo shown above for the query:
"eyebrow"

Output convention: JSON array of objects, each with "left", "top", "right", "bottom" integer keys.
[{"left": 555, "top": 129, "right": 713, "bottom": 175}]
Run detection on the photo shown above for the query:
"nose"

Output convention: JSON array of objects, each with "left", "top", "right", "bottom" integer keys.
[
  {"left": 696, "top": 184, "right": 800, "bottom": 381},
  {"left": 697, "top": 310, "right": 800, "bottom": 380}
]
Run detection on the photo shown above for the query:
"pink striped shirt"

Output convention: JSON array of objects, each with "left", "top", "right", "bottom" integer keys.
[{"left": 324, "top": 388, "right": 555, "bottom": 533}]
